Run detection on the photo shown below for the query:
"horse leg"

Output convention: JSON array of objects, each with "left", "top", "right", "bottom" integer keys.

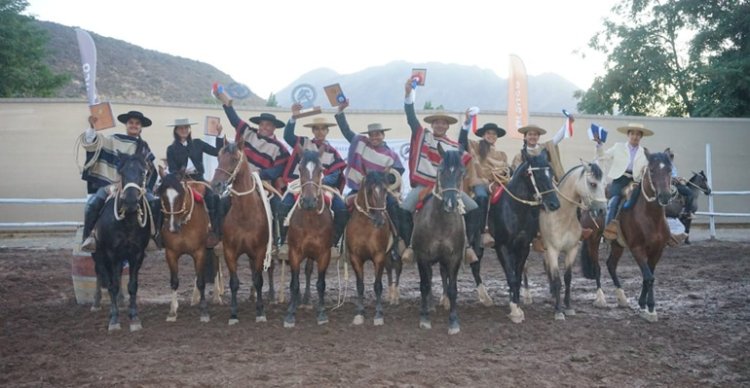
[
  {"left": 284, "top": 253, "right": 301, "bottom": 328},
  {"left": 606, "top": 244, "right": 628, "bottom": 307},
  {"left": 683, "top": 217, "right": 692, "bottom": 244},
  {"left": 266, "top": 258, "right": 276, "bottom": 304},
  {"left": 165, "top": 249, "right": 180, "bottom": 322},
  {"left": 439, "top": 264, "right": 449, "bottom": 310},
  {"left": 316, "top": 254, "right": 331, "bottom": 325},
  {"left": 510, "top": 246, "right": 529, "bottom": 323},
  {"left": 563, "top": 247, "right": 578, "bottom": 316},
  {"left": 224, "top": 249, "right": 240, "bottom": 325},
  {"left": 373, "top": 254, "right": 387, "bottom": 326},
  {"left": 417, "top": 259, "right": 433, "bottom": 330},
  {"left": 471, "top": 259, "right": 493, "bottom": 307},
  {"left": 544, "top": 247, "right": 564, "bottom": 320},
  {"left": 127, "top": 256, "right": 144, "bottom": 332},
  {"left": 252, "top": 254, "right": 267, "bottom": 323},
  {"left": 386, "top": 255, "right": 402, "bottom": 305},
  {"left": 521, "top": 263, "right": 533, "bottom": 305},
  {"left": 105, "top": 262, "right": 121, "bottom": 332},
  {"left": 193, "top": 249, "right": 209, "bottom": 323},
  {"left": 350, "top": 255, "right": 366, "bottom": 325},
  {"left": 302, "top": 258, "right": 314, "bottom": 309},
  {"left": 92, "top": 270, "right": 103, "bottom": 312},
  {"left": 447, "top": 260, "right": 461, "bottom": 335}
]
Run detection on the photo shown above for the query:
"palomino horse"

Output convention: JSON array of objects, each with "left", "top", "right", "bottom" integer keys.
[
  {"left": 211, "top": 142, "right": 274, "bottom": 325},
  {"left": 92, "top": 144, "right": 152, "bottom": 331},
  {"left": 665, "top": 170, "right": 712, "bottom": 244},
  {"left": 157, "top": 169, "right": 214, "bottom": 323},
  {"left": 606, "top": 150, "right": 673, "bottom": 322},
  {"left": 283, "top": 150, "right": 335, "bottom": 327},
  {"left": 538, "top": 162, "right": 606, "bottom": 320},
  {"left": 346, "top": 170, "right": 393, "bottom": 326},
  {"left": 412, "top": 147, "right": 467, "bottom": 334},
  {"left": 489, "top": 148, "right": 560, "bottom": 323}
]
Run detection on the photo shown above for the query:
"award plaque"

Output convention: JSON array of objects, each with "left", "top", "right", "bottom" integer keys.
[
  {"left": 204, "top": 115, "right": 221, "bottom": 136},
  {"left": 89, "top": 102, "right": 115, "bottom": 131},
  {"left": 323, "top": 83, "right": 346, "bottom": 107},
  {"left": 291, "top": 84, "right": 322, "bottom": 119},
  {"left": 411, "top": 68, "right": 427, "bottom": 87}
]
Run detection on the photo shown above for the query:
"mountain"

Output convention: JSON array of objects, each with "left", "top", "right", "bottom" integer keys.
[
  {"left": 37, "top": 21, "right": 265, "bottom": 106},
  {"left": 275, "top": 61, "right": 582, "bottom": 113}
]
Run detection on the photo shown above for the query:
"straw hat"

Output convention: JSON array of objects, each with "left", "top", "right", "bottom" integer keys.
[
  {"left": 117, "top": 111, "right": 152, "bottom": 127},
  {"left": 165, "top": 118, "right": 197, "bottom": 127},
  {"left": 360, "top": 123, "right": 391, "bottom": 134},
  {"left": 303, "top": 117, "right": 337, "bottom": 129},
  {"left": 424, "top": 113, "right": 458, "bottom": 125},
  {"left": 517, "top": 124, "right": 547, "bottom": 136},
  {"left": 616, "top": 123, "right": 654, "bottom": 137}
]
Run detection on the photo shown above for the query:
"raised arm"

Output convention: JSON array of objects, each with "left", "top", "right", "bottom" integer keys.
[
  {"left": 284, "top": 103, "right": 303, "bottom": 147},
  {"left": 334, "top": 99, "right": 355, "bottom": 143},
  {"left": 459, "top": 108, "right": 472, "bottom": 151},
  {"left": 403, "top": 77, "right": 421, "bottom": 133},
  {"left": 199, "top": 124, "right": 225, "bottom": 157}
]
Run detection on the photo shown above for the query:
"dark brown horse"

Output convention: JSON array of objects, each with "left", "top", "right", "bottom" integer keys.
[
  {"left": 665, "top": 170, "right": 712, "bottom": 244},
  {"left": 284, "top": 150, "right": 335, "bottom": 327},
  {"left": 211, "top": 142, "right": 274, "bottom": 325},
  {"left": 157, "top": 169, "right": 211, "bottom": 322},
  {"left": 606, "top": 150, "right": 673, "bottom": 322},
  {"left": 345, "top": 170, "right": 393, "bottom": 326}
]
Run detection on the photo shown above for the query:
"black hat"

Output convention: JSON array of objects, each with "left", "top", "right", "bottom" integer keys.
[
  {"left": 476, "top": 123, "right": 506, "bottom": 138},
  {"left": 249, "top": 113, "right": 285, "bottom": 128},
  {"left": 117, "top": 111, "right": 152, "bottom": 127}
]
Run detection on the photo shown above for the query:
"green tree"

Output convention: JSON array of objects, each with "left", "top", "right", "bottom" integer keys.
[
  {"left": 266, "top": 92, "right": 278, "bottom": 107},
  {"left": 576, "top": 0, "right": 750, "bottom": 117},
  {"left": 0, "top": 0, "right": 68, "bottom": 97},
  {"left": 423, "top": 101, "right": 433, "bottom": 110}
]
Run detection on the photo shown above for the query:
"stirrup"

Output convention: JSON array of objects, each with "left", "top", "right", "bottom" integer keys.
[
  {"left": 603, "top": 220, "right": 619, "bottom": 241},
  {"left": 531, "top": 237, "right": 545, "bottom": 253},
  {"left": 80, "top": 235, "right": 97, "bottom": 253},
  {"left": 465, "top": 247, "right": 478, "bottom": 264},
  {"left": 481, "top": 232, "right": 495, "bottom": 248},
  {"left": 401, "top": 247, "right": 414, "bottom": 262}
]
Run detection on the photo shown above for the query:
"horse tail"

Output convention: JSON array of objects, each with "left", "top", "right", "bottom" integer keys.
[{"left": 579, "top": 238, "right": 597, "bottom": 280}]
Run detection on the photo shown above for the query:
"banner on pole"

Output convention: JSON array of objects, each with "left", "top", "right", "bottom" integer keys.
[{"left": 507, "top": 54, "right": 528, "bottom": 140}]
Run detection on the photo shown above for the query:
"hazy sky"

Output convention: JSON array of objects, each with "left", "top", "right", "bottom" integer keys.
[{"left": 27, "top": 0, "right": 617, "bottom": 99}]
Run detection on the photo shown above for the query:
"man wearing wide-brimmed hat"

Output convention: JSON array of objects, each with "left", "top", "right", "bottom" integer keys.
[
  {"left": 596, "top": 123, "right": 654, "bottom": 240},
  {"left": 165, "top": 118, "right": 226, "bottom": 247},
  {"left": 79, "top": 110, "right": 160, "bottom": 252},
  {"left": 277, "top": 105, "right": 348, "bottom": 248}
]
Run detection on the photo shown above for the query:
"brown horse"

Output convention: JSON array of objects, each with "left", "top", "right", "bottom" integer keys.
[
  {"left": 284, "top": 150, "right": 335, "bottom": 327},
  {"left": 606, "top": 150, "right": 673, "bottom": 322},
  {"left": 211, "top": 142, "right": 274, "bottom": 325},
  {"left": 157, "top": 169, "right": 211, "bottom": 322},
  {"left": 345, "top": 170, "right": 393, "bottom": 326}
]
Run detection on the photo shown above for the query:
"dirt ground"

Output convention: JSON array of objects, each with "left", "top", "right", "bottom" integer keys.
[{"left": 1, "top": 233, "right": 749, "bottom": 387}]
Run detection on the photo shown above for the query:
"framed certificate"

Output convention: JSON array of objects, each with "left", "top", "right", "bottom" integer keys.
[
  {"left": 89, "top": 102, "right": 115, "bottom": 131},
  {"left": 324, "top": 83, "right": 346, "bottom": 107},
  {"left": 204, "top": 116, "right": 221, "bottom": 136},
  {"left": 411, "top": 68, "right": 427, "bottom": 86}
]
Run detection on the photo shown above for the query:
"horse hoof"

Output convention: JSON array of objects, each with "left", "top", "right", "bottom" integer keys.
[
  {"left": 228, "top": 318, "right": 239, "bottom": 326},
  {"left": 256, "top": 315, "right": 267, "bottom": 323},
  {"left": 509, "top": 303, "right": 525, "bottom": 323},
  {"left": 200, "top": 315, "right": 210, "bottom": 323},
  {"left": 521, "top": 288, "right": 533, "bottom": 305},
  {"left": 554, "top": 312, "right": 566, "bottom": 321},
  {"left": 419, "top": 319, "right": 432, "bottom": 330},
  {"left": 440, "top": 294, "right": 450, "bottom": 310},
  {"left": 615, "top": 289, "right": 629, "bottom": 308},
  {"left": 352, "top": 315, "right": 364, "bottom": 326},
  {"left": 166, "top": 315, "right": 177, "bottom": 322},
  {"left": 90, "top": 305, "right": 101, "bottom": 312},
  {"left": 373, "top": 317, "right": 384, "bottom": 326},
  {"left": 593, "top": 289, "right": 607, "bottom": 308},
  {"left": 640, "top": 309, "right": 658, "bottom": 323},
  {"left": 448, "top": 325, "right": 460, "bottom": 335},
  {"left": 108, "top": 323, "right": 121, "bottom": 332},
  {"left": 129, "top": 322, "right": 142, "bottom": 332},
  {"left": 565, "top": 309, "right": 576, "bottom": 316},
  {"left": 283, "top": 320, "right": 295, "bottom": 329},
  {"left": 317, "top": 318, "right": 329, "bottom": 326},
  {"left": 477, "top": 284, "right": 493, "bottom": 307}
]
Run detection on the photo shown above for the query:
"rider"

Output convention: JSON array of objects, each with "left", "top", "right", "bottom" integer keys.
[
  {"left": 279, "top": 106, "right": 348, "bottom": 247},
  {"left": 79, "top": 111, "right": 160, "bottom": 252},
  {"left": 334, "top": 98, "right": 405, "bottom": 251},
  {"left": 165, "top": 118, "right": 226, "bottom": 247},
  {"left": 215, "top": 90, "right": 291, "bottom": 244},
  {"left": 596, "top": 123, "right": 653, "bottom": 240},
  {"left": 511, "top": 122, "right": 569, "bottom": 181},
  {"left": 400, "top": 77, "right": 478, "bottom": 260},
  {"left": 458, "top": 109, "right": 509, "bottom": 248},
  {"left": 666, "top": 149, "right": 695, "bottom": 219}
]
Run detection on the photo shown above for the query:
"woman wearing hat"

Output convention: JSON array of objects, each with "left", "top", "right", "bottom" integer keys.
[
  {"left": 165, "top": 118, "right": 226, "bottom": 247},
  {"left": 79, "top": 110, "right": 160, "bottom": 252},
  {"left": 596, "top": 123, "right": 653, "bottom": 240},
  {"left": 459, "top": 111, "right": 510, "bottom": 247},
  {"left": 277, "top": 104, "right": 348, "bottom": 247},
  {"left": 511, "top": 123, "right": 569, "bottom": 180}
]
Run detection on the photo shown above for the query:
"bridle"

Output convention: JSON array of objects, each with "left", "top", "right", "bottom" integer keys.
[
  {"left": 214, "top": 151, "right": 257, "bottom": 196},
  {"left": 160, "top": 181, "right": 196, "bottom": 226},
  {"left": 112, "top": 168, "right": 149, "bottom": 227},
  {"left": 298, "top": 166, "right": 327, "bottom": 214},
  {"left": 354, "top": 179, "right": 388, "bottom": 222},
  {"left": 430, "top": 165, "right": 465, "bottom": 214},
  {"left": 553, "top": 165, "right": 606, "bottom": 211},
  {"left": 498, "top": 164, "right": 554, "bottom": 207}
]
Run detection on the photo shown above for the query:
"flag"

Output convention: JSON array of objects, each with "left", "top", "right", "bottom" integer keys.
[
  {"left": 560, "top": 116, "right": 574, "bottom": 139},
  {"left": 471, "top": 115, "right": 478, "bottom": 135},
  {"left": 75, "top": 29, "right": 98, "bottom": 105},
  {"left": 507, "top": 54, "right": 529, "bottom": 139},
  {"left": 589, "top": 123, "right": 608, "bottom": 143}
]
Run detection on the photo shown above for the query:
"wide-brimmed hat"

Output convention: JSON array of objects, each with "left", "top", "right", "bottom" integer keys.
[
  {"left": 617, "top": 123, "right": 654, "bottom": 137},
  {"left": 476, "top": 123, "right": 506, "bottom": 138},
  {"left": 517, "top": 124, "right": 547, "bottom": 136},
  {"left": 303, "top": 117, "right": 337, "bottom": 129},
  {"left": 117, "top": 111, "right": 152, "bottom": 127},
  {"left": 360, "top": 123, "right": 391, "bottom": 134},
  {"left": 249, "top": 113, "right": 285, "bottom": 128},
  {"left": 424, "top": 113, "right": 458, "bottom": 125},
  {"left": 165, "top": 118, "right": 197, "bottom": 127}
]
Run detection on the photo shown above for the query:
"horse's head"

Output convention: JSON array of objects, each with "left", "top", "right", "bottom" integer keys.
[
  {"left": 645, "top": 150, "right": 674, "bottom": 206},
  {"left": 157, "top": 170, "right": 188, "bottom": 233},
  {"left": 361, "top": 170, "right": 388, "bottom": 227},
  {"left": 436, "top": 145, "right": 466, "bottom": 213},
  {"left": 299, "top": 149, "right": 324, "bottom": 210},
  {"left": 690, "top": 170, "right": 712, "bottom": 195},
  {"left": 579, "top": 160, "right": 607, "bottom": 217},
  {"left": 116, "top": 149, "right": 148, "bottom": 214},
  {"left": 522, "top": 150, "right": 560, "bottom": 211},
  {"left": 212, "top": 142, "right": 244, "bottom": 196}
]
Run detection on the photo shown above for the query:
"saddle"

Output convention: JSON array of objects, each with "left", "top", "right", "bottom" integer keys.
[{"left": 414, "top": 184, "right": 435, "bottom": 211}]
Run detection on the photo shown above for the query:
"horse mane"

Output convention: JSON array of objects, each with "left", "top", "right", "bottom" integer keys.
[
  {"left": 440, "top": 150, "right": 463, "bottom": 170},
  {"left": 157, "top": 172, "right": 184, "bottom": 196},
  {"left": 300, "top": 149, "right": 321, "bottom": 166},
  {"left": 647, "top": 151, "right": 672, "bottom": 169},
  {"left": 363, "top": 170, "right": 386, "bottom": 189},
  {"left": 222, "top": 142, "right": 239, "bottom": 155}
]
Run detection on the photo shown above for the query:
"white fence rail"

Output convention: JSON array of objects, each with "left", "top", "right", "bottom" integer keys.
[{"left": 0, "top": 198, "right": 85, "bottom": 228}]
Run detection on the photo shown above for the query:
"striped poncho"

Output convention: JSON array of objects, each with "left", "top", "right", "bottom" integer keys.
[{"left": 81, "top": 133, "right": 156, "bottom": 194}]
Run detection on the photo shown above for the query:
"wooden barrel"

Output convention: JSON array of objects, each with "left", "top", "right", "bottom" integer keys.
[{"left": 70, "top": 250, "right": 129, "bottom": 305}]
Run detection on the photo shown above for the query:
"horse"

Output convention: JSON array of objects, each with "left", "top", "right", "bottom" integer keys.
[
  {"left": 579, "top": 210, "right": 608, "bottom": 307},
  {"left": 412, "top": 146, "right": 467, "bottom": 334},
  {"left": 211, "top": 142, "right": 274, "bottom": 325},
  {"left": 91, "top": 144, "right": 152, "bottom": 332},
  {"left": 604, "top": 150, "right": 673, "bottom": 322},
  {"left": 157, "top": 169, "right": 217, "bottom": 322},
  {"left": 538, "top": 161, "right": 607, "bottom": 320},
  {"left": 345, "top": 170, "right": 394, "bottom": 326},
  {"left": 489, "top": 148, "right": 560, "bottom": 323},
  {"left": 665, "top": 170, "right": 712, "bottom": 244},
  {"left": 283, "top": 150, "right": 335, "bottom": 327}
]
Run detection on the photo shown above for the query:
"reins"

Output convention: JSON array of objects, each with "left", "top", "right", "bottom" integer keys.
[{"left": 160, "top": 181, "right": 196, "bottom": 225}]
